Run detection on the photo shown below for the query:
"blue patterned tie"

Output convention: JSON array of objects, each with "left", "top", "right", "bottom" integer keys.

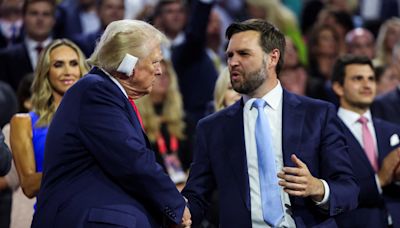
[{"left": 252, "top": 99, "right": 284, "bottom": 227}]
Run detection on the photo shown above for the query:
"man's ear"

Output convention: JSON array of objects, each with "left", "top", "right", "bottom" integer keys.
[
  {"left": 332, "top": 81, "right": 344, "bottom": 97},
  {"left": 268, "top": 49, "right": 280, "bottom": 70}
]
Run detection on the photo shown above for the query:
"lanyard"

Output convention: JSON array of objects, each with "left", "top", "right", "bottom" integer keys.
[{"left": 156, "top": 133, "right": 179, "bottom": 155}]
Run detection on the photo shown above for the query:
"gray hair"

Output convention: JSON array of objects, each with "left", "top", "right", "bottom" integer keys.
[{"left": 87, "top": 19, "right": 168, "bottom": 73}]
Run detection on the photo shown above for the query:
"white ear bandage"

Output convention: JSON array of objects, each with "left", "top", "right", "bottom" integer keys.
[{"left": 116, "top": 53, "right": 138, "bottom": 76}]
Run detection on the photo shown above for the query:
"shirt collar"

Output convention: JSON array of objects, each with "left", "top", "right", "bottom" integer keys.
[
  {"left": 337, "top": 107, "right": 372, "bottom": 126},
  {"left": 25, "top": 36, "right": 52, "bottom": 51},
  {"left": 99, "top": 68, "right": 128, "bottom": 98},
  {"left": 243, "top": 80, "right": 283, "bottom": 110}
]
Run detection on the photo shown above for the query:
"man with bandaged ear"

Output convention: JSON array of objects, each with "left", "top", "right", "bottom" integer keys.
[{"left": 32, "top": 20, "right": 191, "bottom": 228}]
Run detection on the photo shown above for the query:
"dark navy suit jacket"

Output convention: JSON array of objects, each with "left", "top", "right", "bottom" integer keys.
[
  {"left": 171, "top": 0, "right": 218, "bottom": 124},
  {"left": 72, "top": 29, "right": 103, "bottom": 58},
  {"left": 0, "top": 43, "right": 33, "bottom": 91},
  {"left": 32, "top": 68, "right": 186, "bottom": 228},
  {"left": 54, "top": 0, "right": 83, "bottom": 39},
  {"left": 335, "top": 118, "right": 400, "bottom": 228},
  {"left": 182, "top": 91, "right": 359, "bottom": 228},
  {"left": 372, "top": 88, "right": 400, "bottom": 126}
]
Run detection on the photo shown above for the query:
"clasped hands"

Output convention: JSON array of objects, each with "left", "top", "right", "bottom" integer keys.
[
  {"left": 378, "top": 147, "right": 400, "bottom": 187},
  {"left": 277, "top": 154, "right": 325, "bottom": 202}
]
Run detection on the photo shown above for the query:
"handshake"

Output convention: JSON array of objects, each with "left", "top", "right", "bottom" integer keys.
[{"left": 181, "top": 206, "right": 192, "bottom": 228}]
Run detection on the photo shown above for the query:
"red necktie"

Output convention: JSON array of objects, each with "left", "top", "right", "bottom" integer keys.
[
  {"left": 35, "top": 44, "right": 43, "bottom": 57},
  {"left": 128, "top": 97, "right": 144, "bottom": 129}
]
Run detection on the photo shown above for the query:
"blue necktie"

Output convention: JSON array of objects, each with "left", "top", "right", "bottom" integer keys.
[{"left": 252, "top": 99, "right": 284, "bottom": 227}]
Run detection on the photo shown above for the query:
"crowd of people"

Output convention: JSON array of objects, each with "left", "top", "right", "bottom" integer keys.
[{"left": 0, "top": 0, "right": 400, "bottom": 227}]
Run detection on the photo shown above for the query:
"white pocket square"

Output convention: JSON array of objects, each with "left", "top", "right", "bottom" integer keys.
[{"left": 390, "top": 134, "right": 400, "bottom": 146}]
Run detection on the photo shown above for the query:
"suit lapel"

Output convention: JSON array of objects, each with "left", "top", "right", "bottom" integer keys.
[
  {"left": 282, "top": 90, "right": 304, "bottom": 166},
  {"left": 373, "top": 119, "right": 387, "bottom": 166},
  {"left": 21, "top": 44, "right": 33, "bottom": 71},
  {"left": 224, "top": 100, "right": 251, "bottom": 210},
  {"left": 341, "top": 121, "right": 374, "bottom": 171}
]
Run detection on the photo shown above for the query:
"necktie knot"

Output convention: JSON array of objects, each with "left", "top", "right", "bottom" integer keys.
[
  {"left": 358, "top": 116, "right": 368, "bottom": 125},
  {"left": 252, "top": 98, "right": 267, "bottom": 110},
  {"left": 35, "top": 44, "right": 43, "bottom": 55}
]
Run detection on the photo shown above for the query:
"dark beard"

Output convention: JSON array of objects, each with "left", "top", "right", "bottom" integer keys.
[{"left": 232, "top": 62, "right": 267, "bottom": 95}]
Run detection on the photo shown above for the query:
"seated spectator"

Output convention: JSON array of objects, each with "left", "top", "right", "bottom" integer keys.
[
  {"left": 0, "top": 0, "right": 24, "bottom": 49},
  {"left": 10, "top": 39, "right": 88, "bottom": 198},
  {"left": 306, "top": 24, "right": 340, "bottom": 105},
  {"left": 374, "top": 18, "right": 400, "bottom": 67},
  {"left": 280, "top": 36, "right": 308, "bottom": 96},
  {"left": 72, "top": 0, "right": 125, "bottom": 58},
  {"left": 345, "top": 28, "right": 375, "bottom": 60},
  {"left": 0, "top": 0, "right": 56, "bottom": 91},
  {"left": 54, "top": 0, "right": 100, "bottom": 39},
  {"left": 316, "top": 8, "right": 354, "bottom": 56},
  {"left": 246, "top": 0, "right": 307, "bottom": 65},
  {"left": 375, "top": 65, "right": 399, "bottom": 96}
]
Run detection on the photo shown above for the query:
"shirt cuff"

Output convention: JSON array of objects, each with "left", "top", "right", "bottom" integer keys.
[
  {"left": 314, "top": 179, "right": 330, "bottom": 208},
  {"left": 375, "top": 174, "right": 383, "bottom": 193}
]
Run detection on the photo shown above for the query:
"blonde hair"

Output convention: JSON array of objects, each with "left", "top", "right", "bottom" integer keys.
[
  {"left": 213, "top": 67, "right": 231, "bottom": 111},
  {"left": 374, "top": 17, "right": 400, "bottom": 67},
  {"left": 136, "top": 60, "right": 185, "bottom": 142},
  {"left": 246, "top": 0, "right": 297, "bottom": 32},
  {"left": 87, "top": 19, "right": 167, "bottom": 72},
  {"left": 31, "top": 39, "right": 89, "bottom": 126}
]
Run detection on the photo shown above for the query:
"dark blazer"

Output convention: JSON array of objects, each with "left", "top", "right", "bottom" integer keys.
[
  {"left": 32, "top": 67, "right": 186, "bottom": 228},
  {"left": 182, "top": 90, "right": 359, "bottom": 228},
  {"left": 0, "top": 131, "right": 11, "bottom": 176},
  {"left": 0, "top": 81, "right": 17, "bottom": 128},
  {"left": 171, "top": 0, "right": 218, "bottom": 124},
  {"left": 371, "top": 88, "right": 400, "bottom": 126},
  {"left": 0, "top": 27, "right": 24, "bottom": 49},
  {"left": 54, "top": 0, "right": 83, "bottom": 39},
  {"left": 335, "top": 118, "right": 400, "bottom": 228},
  {"left": 71, "top": 29, "right": 103, "bottom": 58},
  {"left": 0, "top": 43, "right": 33, "bottom": 91}
]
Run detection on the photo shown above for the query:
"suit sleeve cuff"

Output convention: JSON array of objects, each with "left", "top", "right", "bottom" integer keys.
[{"left": 314, "top": 179, "right": 330, "bottom": 208}]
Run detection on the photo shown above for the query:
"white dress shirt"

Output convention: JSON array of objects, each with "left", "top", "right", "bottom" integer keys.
[
  {"left": 337, "top": 108, "right": 382, "bottom": 192},
  {"left": 243, "top": 81, "right": 329, "bottom": 228},
  {"left": 25, "top": 37, "right": 52, "bottom": 69},
  {"left": 80, "top": 11, "right": 100, "bottom": 35}
]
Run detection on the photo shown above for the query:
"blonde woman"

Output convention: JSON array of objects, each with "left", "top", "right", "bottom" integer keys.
[
  {"left": 246, "top": 0, "right": 307, "bottom": 65},
  {"left": 213, "top": 67, "right": 241, "bottom": 112},
  {"left": 10, "top": 39, "right": 88, "bottom": 198},
  {"left": 374, "top": 17, "right": 400, "bottom": 67},
  {"left": 136, "top": 59, "right": 193, "bottom": 184}
]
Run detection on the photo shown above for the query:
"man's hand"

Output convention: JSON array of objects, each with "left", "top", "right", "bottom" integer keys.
[
  {"left": 181, "top": 206, "right": 191, "bottom": 228},
  {"left": 378, "top": 147, "right": 400, "bottom": 187},
  {"left": 278, "top": 154, "right": 325, "bottom": 202}
]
